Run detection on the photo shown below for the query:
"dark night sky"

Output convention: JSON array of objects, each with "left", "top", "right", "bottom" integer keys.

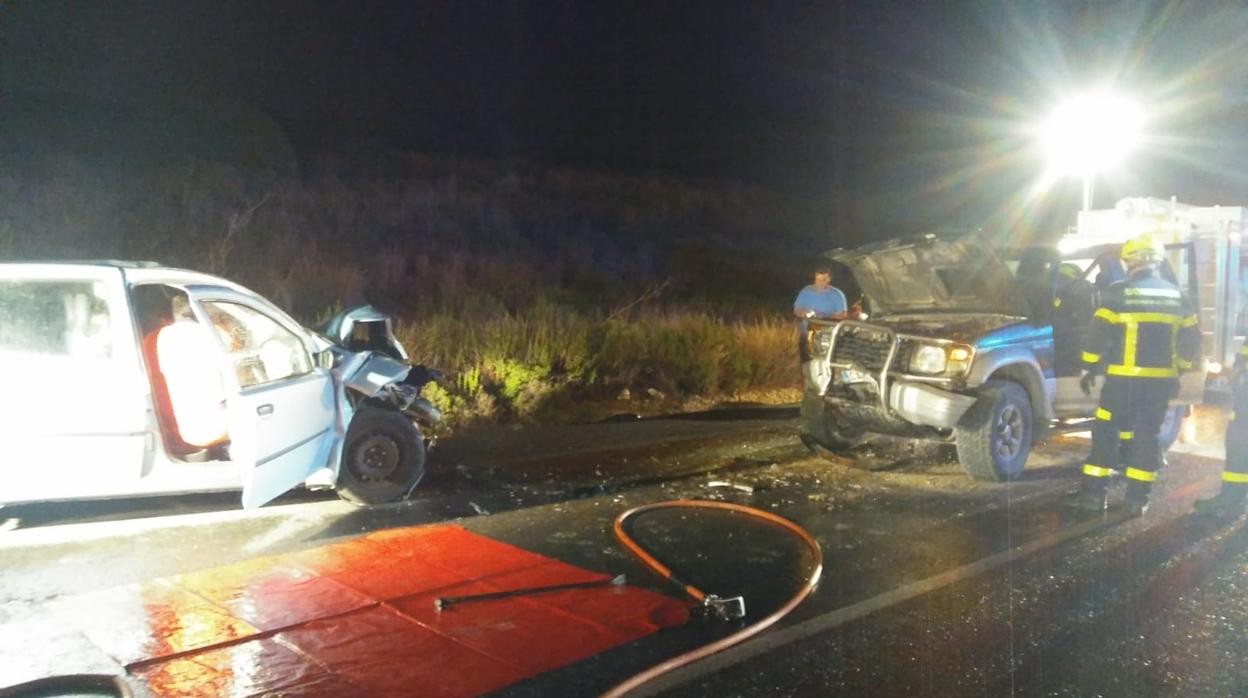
[{"left": 3, "top": 1, "right": 1248, "bottom": 234}]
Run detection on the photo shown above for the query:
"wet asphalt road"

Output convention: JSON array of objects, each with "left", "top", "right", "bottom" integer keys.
[{"left": 1, "top": 406, "right": 1246, "bottom": 696}]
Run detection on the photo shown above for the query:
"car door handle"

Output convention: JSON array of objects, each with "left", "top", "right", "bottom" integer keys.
[{"left": 257, "top": 404, "right": 275, "bottom": 416}]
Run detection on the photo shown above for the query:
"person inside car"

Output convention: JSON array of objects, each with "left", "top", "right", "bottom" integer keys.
[{"left": 136, "top": 289, "right": 228, "bottom": 459}]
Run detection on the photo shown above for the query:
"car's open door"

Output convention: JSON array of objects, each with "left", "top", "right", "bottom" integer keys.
[{"left": 186, "top": 286, "right": 338, "bottom": 509}]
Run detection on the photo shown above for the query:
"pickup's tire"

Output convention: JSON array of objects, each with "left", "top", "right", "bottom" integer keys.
[
  {"left": 336, "top": 407, "right": 426, "bottom": 505},
  {"left": 955, "top": 380, "right": 1033, "bottom": 482},
  {"left": 1158, "top": 405, "right": 1185, "bottom": 452},
  {"left": 799, "top": 389, "right": 863, "bottom": 456}
]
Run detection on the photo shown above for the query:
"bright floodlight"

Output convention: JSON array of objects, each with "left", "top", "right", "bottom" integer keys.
[{"left": 1040, "top": 92, "right": 1143, "bottom": 177}]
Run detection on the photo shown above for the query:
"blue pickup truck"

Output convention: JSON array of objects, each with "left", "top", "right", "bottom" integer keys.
[{"left": 799, "top": 231, "right": 1203, "bottom": 481}]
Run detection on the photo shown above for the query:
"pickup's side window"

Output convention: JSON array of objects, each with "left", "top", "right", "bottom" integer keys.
[
  {"left": 1012, "top": 247, "right": 1057, "bottom": 321},
  {"left": 201, "top": 301, "right": 312, "bottom": 389}
]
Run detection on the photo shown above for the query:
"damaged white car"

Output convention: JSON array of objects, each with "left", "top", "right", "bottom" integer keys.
[{"left": 0, "top": 261, "right": 442, "bottom": 508}]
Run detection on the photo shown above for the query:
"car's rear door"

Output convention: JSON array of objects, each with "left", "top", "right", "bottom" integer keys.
[
  {"left": 0, "top": 264, "right": 150, "bottom": 502},
  {"left": 187, "top": 287, "right": 338, "bottom": 509}
]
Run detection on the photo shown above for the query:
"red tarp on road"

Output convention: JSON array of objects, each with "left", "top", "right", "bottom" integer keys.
[{"left": 5, "top": 525, "right": 687, "bottom": 697}]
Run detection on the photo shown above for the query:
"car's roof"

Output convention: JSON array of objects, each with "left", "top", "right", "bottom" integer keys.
[
  {"left": 0, "top": 259, "right": 165, "bottom": 269},
  {"left": 0, "top": 260, "right": 247, "bottom": 291}
]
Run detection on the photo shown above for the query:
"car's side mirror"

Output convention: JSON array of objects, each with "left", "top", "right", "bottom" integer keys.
[{"left": 315, "top": 349, "right": 336, "bottom": 370}]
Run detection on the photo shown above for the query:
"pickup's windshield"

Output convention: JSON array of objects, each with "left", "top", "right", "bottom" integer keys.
[{"left": 837, "top": 234, "right": 1028, "bottom": 317}]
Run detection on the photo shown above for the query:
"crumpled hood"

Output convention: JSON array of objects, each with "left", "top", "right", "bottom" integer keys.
[
  {"left": 829, "top": 232, "right": 1028, "bottom": 317},
  {"left": 321, "top": 304, "right": 409, "bottom": 361},
  {"left": 868, "top": 313, "right": 1027, "bottom": 343}
]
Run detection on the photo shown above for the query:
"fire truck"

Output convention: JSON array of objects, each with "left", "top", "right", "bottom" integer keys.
[{"left": 1073, "top": 196, "right": 1246, "bottom": 391}]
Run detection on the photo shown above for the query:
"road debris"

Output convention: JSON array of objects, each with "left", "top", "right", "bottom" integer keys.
[
  {"left": 707, "top": 480, "right": 755, "bottom": 494},
  {"left": 469, "top": 501, "right": 490, "bottom": 516}
]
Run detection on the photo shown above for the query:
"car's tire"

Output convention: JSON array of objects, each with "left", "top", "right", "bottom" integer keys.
[
  {"left": 1158, "top": 405, "right": 1185, "bottom": 452},
  {"left": 799, "top": 389, "right": 863, "bottom": 457},
  {"left": 336, "top": 406, "right": 426, "bottom": 505},
  {"left": 955, "top": 380, "right": 1033, "bottom": 482}
]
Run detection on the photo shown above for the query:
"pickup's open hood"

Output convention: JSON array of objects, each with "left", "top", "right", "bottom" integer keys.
[
  {"left": 829, "top": 232, "right": 1028, "bottom": 317},
  {"left": 869, "top": 313, "right": 1027, "bottom": 342}
]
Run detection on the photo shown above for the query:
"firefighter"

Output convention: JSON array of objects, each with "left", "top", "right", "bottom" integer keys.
[
  {"left": 1193, "top": 344, "right": 1248, "bottom": 518},
  {"left": 1074, "top": 234, "right": 1201, "bottom": 514}
]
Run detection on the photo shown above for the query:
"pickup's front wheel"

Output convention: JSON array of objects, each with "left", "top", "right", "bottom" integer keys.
[
  {"left": 955, "top": 380, "right": 1033, "bottom": 482},
  {"left": 336, "top": 407, "right": 427, "bottom": 505}
]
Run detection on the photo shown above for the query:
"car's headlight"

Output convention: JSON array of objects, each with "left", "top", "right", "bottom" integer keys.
[
  {"left": 909, "top": 343, "right": 974, "bottom": 376},
  {"left": 910, "top": 344, "right": 947, "bottom": 374}
]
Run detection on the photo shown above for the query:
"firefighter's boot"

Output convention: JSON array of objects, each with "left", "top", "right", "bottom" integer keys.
[
  {"left": 1071, "top": 477, "right": 1111, "bottom": 512},
  {"left": 1124, "top": 480, "right": 1151, "bottom": 518},
  {"left": 1193, "top": 487, "right": 1247, "bottom": 520}
]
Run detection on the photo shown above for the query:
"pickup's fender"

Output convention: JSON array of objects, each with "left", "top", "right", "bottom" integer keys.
[{"left": 966, "top": 347, "right": 1055, "bottom": 431}]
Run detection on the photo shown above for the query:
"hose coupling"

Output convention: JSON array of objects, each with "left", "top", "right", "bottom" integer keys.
[{"left": 699, "top": 594, "right": 746, "bottom": 621}]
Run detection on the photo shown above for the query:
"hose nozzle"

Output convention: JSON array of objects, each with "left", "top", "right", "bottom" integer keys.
[{"left": 701, "top": 594, "right": 746, "bottom": 621}]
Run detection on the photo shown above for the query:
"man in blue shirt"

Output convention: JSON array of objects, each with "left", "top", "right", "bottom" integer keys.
[
  {"left": 794, "top": 267, "right": 848, "bottom": 326},
  {"left": 794, "top": 267, "right": 848, "bottom": 360}
]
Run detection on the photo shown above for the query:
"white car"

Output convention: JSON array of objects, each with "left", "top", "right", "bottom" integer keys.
[{"left": 0, "top": 261, "right": 441, "bottom": 508}]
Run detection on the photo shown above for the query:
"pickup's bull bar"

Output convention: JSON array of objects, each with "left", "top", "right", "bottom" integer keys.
[{"left": 812, "top": 320, "right": 976, "bottom": 429}]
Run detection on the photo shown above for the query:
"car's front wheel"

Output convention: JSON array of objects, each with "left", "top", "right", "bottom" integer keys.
[
  {"left": 336, "top": 406, "right": 426, "bottom": 505},
  {"left": 955, "top": 380, "right": 1033, "bottom": 482}
]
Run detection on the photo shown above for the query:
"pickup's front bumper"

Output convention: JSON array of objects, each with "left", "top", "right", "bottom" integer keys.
[
  {"left": 886, "top": 380, "right": 976, "bottom": 428},
  {"left": 804, "top": 360, "right": 976, "bottom": 430}
]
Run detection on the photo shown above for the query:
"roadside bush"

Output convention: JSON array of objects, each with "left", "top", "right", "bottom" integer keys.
[{"left": 733, "top": 317, "right": 799, "bottom": 388}]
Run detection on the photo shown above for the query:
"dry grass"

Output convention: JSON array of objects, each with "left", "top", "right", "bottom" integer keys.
[{"left": 398, "top": 309, "right": 798, "bottom": 427}]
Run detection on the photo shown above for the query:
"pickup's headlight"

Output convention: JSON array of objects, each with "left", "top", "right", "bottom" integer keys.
[
  {"left": 909, "top": 343, "right": 974, "bottom": 376},
  {"left": 807, "top": 328, "right": 833, "bottom": 357},
  {"left": 947, "top": 344, "right": 974, "bottom": 375},
  {"left": 910, "top": 344, "right": 947, "bottom": 374}
]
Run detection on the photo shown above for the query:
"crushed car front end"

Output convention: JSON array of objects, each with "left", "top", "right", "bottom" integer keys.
[{"left": 306, "top": 305, "right": 444, "bottom": 504}]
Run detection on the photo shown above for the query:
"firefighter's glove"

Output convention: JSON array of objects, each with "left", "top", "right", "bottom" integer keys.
[{"left": 1079, "top": 370, "right": 1097, "bottom": 396}]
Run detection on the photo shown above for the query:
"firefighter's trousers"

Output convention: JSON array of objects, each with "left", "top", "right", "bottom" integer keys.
[
  {"left": 1224, "top": 375, "right": 1248, "bottom": 491},
  {"left": 1082, "top": 376, "right": 1176, "bottom": 499}
]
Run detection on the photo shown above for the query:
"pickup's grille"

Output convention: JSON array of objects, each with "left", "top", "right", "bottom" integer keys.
[{"left": 831, "top": 325, "right": 894, "bottom": 371}]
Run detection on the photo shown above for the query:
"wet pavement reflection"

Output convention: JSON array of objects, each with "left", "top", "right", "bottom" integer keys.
[{"left": 3, "top": 526, "right": 687, "bottom": 696}]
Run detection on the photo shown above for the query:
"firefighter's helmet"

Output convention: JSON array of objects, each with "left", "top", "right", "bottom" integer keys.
[{"left": 1120, "top": 234, "right": 1164, "bottom": 266}]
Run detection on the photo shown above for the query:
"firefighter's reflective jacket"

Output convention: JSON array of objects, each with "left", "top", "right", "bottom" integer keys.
[{"left": 1080, "top": 268, "right": 1200, "bottom": 378}]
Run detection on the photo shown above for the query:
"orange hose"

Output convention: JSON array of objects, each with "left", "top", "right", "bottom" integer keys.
[{"left": 602, "top": 499, "right": 823, "bottom": 698}]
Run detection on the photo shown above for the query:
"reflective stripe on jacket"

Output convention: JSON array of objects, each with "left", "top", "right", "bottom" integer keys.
[{"left": 1080, "top": 268, "right": 1200, "bottom": 379}]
